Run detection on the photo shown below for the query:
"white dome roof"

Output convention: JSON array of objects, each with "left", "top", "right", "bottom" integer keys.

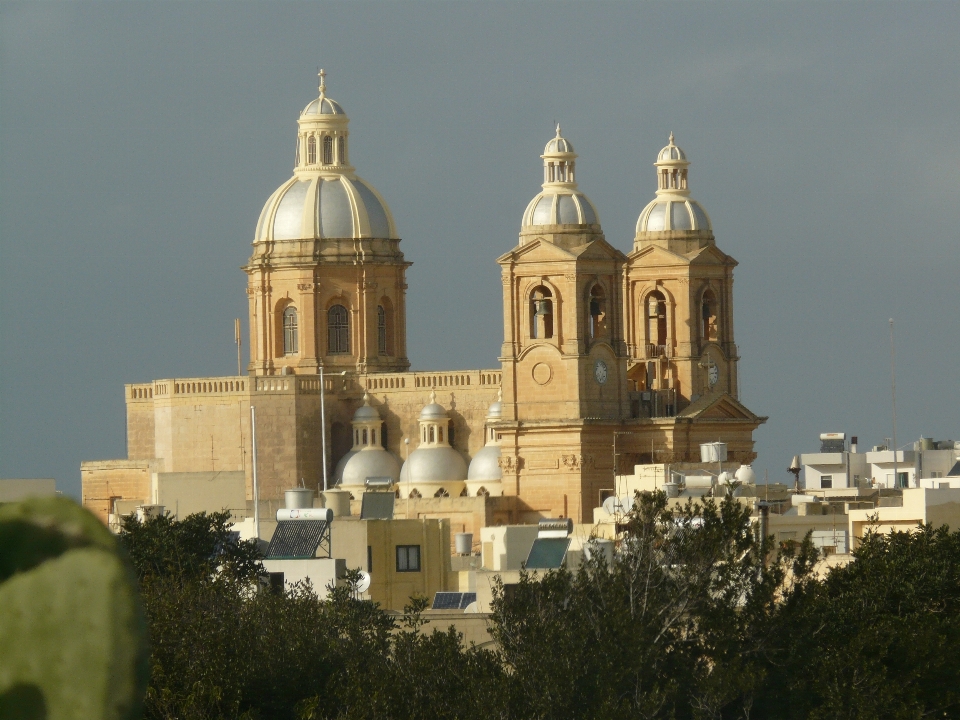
[
  {"left": 255, "top": 175, "right": 396, "bottom": 242},
  {"left": 467, "top": 444, "right": 502, "bottom": 482},
  {"left": 636, "top": 198, "right": 711, "bottom": 233},
  {"left": 658, "top": 144, "right": 686, "bottom": 162},
  {"left": 401, "top": 446, "right": 468, "bottom": 484},
  {"left": 544, "top": 135, "right": 574, "bottom": 154},
  {"left": 302, "top": 96, "right": 345, "bottom": 116},
  {"left": 523, "top": 192, "right": 599, "bottom": 227},
  {"left": 353, "top": 393, "right": 381, "bottom": 422},
  {"left": 339, "top": 448, "right": 401, "bottom": 487},
  {"left": 332, "top": 449, "right": 358, "bottom": 485}
]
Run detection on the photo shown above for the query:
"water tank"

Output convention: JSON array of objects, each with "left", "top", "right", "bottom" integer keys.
[
  {"left": 700, "top": 442, "right": 728, "bottom": 463},
  {"left": 734, "top": 464, "right": 757, "bottom": 485},
  {"left": 455, "top": 533, "right": 473, "bottom": 555},
  {"left": 662, "top": 481, "right": 680, "bottom": 498},
  {"left": 284, "top": 488, "right": 315, "bottom": 510}
]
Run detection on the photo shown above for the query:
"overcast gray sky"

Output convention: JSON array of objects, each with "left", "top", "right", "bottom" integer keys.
[{"left": 2, "top": 2, "right": 958, "bottom": 499}]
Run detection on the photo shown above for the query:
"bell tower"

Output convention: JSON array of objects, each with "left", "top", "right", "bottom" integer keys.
[
  {"left": 498, "top": 126, "right": 629, "bottom": 423},
  {"left": 624, "top": 134, "right": 739, "bottom": 408},
  {"left": 244, "top": 70, "right": 411, "bottom": 376}
]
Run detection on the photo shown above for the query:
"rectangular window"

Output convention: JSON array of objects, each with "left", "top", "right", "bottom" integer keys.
[
  {"left": 820, "top": 475, "right": 833, "bottom": 489},
  {"left": 396, "top": 545, "right": 421, "bottom": 573},
  {"left": 367, "top": 545, "right": 372, "bottom": 573}
]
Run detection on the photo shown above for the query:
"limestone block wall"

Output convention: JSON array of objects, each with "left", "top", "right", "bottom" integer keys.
[{"left": 80, "top": 458, "right": 161, "bottom": 523}]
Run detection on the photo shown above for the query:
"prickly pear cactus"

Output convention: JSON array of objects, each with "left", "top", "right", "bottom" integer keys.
[{"left": 0, "top": 496, "right": 148, "bottom": 720}]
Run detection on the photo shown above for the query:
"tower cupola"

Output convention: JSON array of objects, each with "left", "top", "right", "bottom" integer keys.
[
  {"left": 522, "top": 124, "right": 600, "bottom": 229},
  {"left": 636, "top": 133, "right": 712, "bottom": 235}
]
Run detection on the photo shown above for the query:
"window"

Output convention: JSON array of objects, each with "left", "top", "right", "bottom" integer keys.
[
  {"left": 362, "top": 429, "right": 368, "bottom": 445},
  {"left": 647, "top": 292, "right": 667, "bottom": 348},
  {"left": 701, "top": 290, "right": 718, "bottom": 342},
  {"left": 588, "top": 285, "right": 607, "bottom": 339},
  {"left": 428, "top": 426, "right": 435, "bottom": 443},
  {"left": 327, "top": 305, "right": 349, "bottom": 354},
  {"left": 820, "top": 475, "right": 833, "bottom": 489},
  {"left": 337, "top": 136, "right": 346, "bottom": 165},
  {"left": 295, "top": 137, "right": 301, "bottom": 166},
  {"left": 396, "top": 545, "right": 421, "bottom": 572},
  {"left": 378, "top": 305, "right": 387, "bottom": 355},
  {"left": 530, "top": 287, "right": 553, "bottom": 339},
  {"left": 282, "top": 306, "right": 298, "bottom": 355},
  {"left": 322, "top": 136, "right": 333, "bottom": 165},
  {"left": 307, "top": 136, "right": 317, "bottom": 165},
  {"left": 367, "top": 545, "right": 372, "bottom": 573}
]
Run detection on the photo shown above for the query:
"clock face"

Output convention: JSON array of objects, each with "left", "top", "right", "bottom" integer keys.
[
  {"left": 594, "top": 359, "right": 608, "bottom": 385},
  {"left": 708, "top": 363, "right": 719, "bottom": 387}
]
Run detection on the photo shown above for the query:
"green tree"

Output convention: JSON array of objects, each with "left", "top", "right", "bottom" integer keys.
[
  {"left": 758, "top": 523, "right": 960, "bottom": 719},
  {"left": 489, "top": 491, "right": 817, "bottom": 719}
]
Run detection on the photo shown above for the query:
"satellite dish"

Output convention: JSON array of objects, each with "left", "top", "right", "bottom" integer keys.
[
  {"left": 602, "top": 496, "right": 632, "bottom": 516},
  {"left": 356, "top": 571, "right": 371, "bottom": 594}
]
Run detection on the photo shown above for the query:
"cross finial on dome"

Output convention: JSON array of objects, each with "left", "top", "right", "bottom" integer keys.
[
  {"left": 429, "top": 389, "right": 437, "bottom": 404},
  {"left": 556, "top": 122, "right": 562, "bottom": 137},
  {"left": 362, "top": 390, "right": 371, "bottom": 406},
  {"left": 318, "top": 68, "right": 327, "bottom": 95},
  {"left": 669, "top": 131, "right": 675, "bottom": 145}
]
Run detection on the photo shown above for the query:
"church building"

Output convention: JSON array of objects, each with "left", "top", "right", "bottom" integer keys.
[{"left": 81, "top": 72, "right": 765, "bottom": 529}]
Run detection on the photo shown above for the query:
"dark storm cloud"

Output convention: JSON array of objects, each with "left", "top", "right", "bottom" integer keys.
[{"left": 1, "top": 2, "right": 957, "bottom": 497}]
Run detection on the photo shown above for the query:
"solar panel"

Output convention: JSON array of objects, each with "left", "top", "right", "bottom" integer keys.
[
  {"left": 432, "top": 592, "right": 464, "bottom": 610},
  {"left": 524, "top": 537, "right": 571, "bottom": 569},
  {"left": 265, "top": 520, "right": 329, "bottom": 559},
  {"left": 360, "top": 492, "right": 395, "bottom": 520},
  {"left": 459, "top": 592, "right": 476, "bottom": 609}
]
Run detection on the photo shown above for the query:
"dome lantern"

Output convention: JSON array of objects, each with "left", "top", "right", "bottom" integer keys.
[
  {"left": 521, "top": 124, "right": 600, "bottom": 229},
  {"left": 635, "top": 133, "right": 712, "bottom": 235}
]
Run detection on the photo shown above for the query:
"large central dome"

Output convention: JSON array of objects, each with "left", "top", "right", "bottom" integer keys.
[{"left": 254, "top": 70, "right": 397, "bottom": 243}]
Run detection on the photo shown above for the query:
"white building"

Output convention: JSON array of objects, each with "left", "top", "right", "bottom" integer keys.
[{"left": 800, "top": 434, "right": 959, "bottom": 491}]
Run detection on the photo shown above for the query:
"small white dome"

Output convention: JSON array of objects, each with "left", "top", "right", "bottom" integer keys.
[
  {"left": 401, "top": 446, "right": 468, "bottom": 484},
  {"left": 523, "top": 192, "right": 599, "bottom": 227},
  {"left": 419, "top": 390, "right": 448, "bottom": 420},
  {"left": 353, "top": 394, "right": 381, "bottom": 422},
  {"left": 255, "top": 175, "right": 396, "bottom": 242},
  {"left": 636, "top": 199, "right": 711, "bottom": 233},
  {"left": 467, "top": 444, "right": 502, "bottom": 482},
  {"left": 658, "top": 144, "right": 686, "bottom": 162},
  {"left": 544, "top": 135, "right": 574, "bottom": 154},
  {"left": 339, "top": 448, "right": 401, "bottom": 487},
  {"left": 735, "top": 464, "right": 757, "bottom": 485},
  {"left": 302, "top": 96, "right": 345, "bottom": 116}
]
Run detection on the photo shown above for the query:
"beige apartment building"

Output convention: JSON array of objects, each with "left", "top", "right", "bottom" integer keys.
[{"left": 82, "top": 72, "right": 764, "bottom": 528}]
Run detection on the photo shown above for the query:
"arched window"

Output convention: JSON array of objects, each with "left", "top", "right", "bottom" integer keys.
[
  {"left": 530, "top": 286, "right": 554, "bottom": 340},
  {"left": 282, "top": 306, "right": 298, "bottom": 355},
  {"left": 337, "top": 136, "right": 346, "bottom": 165},
  {"left": 438, "top": 427, "right": 443, "bottom": 442},
  {"left": 434, "top": 488, "right": 449, "bottom": 498},
  {"left": 362, "top": 429, "right": 368, "bottom": 445},
  {"left": 327, "top": 305, "right": 349, "bottom": 354},
  {"left": 588, "top": 284, "right": 608, "bottom": 340},
  {"left": 322, "top": 136, "right": 333, "bottom": 165},
  {"left": 476, "top": 486, "right": 489, "bottom": 497},
  {"left": 307, "top": 136, "right": 317, "bottom": 165},
  {"left": 295, "top": 137, "right": 301, "bottom": 166},
  {"left": 409, "top": 489, "right": 422, "bottom": 499},
  {"left": 428, "top": 426, "right": 435, "bottom": 443},
  {"left": 701, "top": 289, "right": 719, "bottom": 342},
  {"left": 377, "top": 305, "right": 387, "bottom": 355},
  {"left": 647, "top": 291, "right": 667, "bottom": 349}
]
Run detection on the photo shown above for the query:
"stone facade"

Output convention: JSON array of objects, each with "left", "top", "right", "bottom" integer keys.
[{"left": 81, "top": 75, "right": 765, "bottom": 526}]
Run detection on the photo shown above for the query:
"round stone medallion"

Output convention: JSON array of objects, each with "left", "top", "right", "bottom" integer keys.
[{"left": 532, "top": 362, "right": 553, "bottom": 385}]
